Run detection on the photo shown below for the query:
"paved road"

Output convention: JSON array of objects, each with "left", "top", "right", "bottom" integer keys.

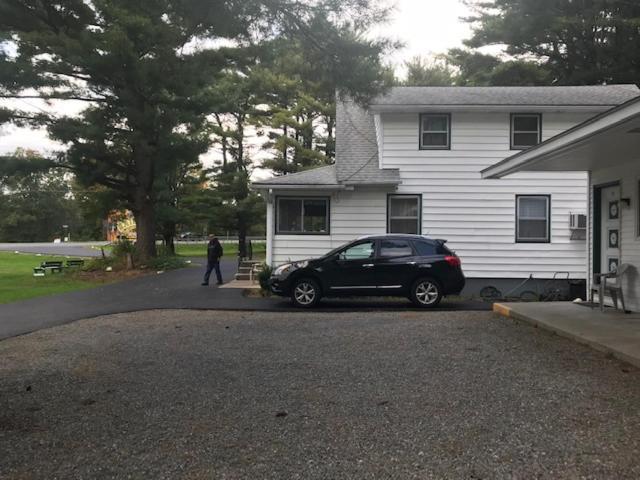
[
  {"left": 0, "top": 242, "right": 107, "bottom": 257},
  {"left": 2, "top": 310, "right": 639, "bottom": 479},
  {"left": 0, "top": 258, "right": 489, "bottom": 340}
]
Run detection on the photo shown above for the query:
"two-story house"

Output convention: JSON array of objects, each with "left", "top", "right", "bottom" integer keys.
[{"left": 253, "top": 85, "right": 640, "bottom": 294}]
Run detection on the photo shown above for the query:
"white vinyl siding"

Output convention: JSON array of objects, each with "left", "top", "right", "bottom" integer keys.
[
  {"left": 379, "top": 111, "right": 593, "bottom": 279},
  {"left": 589, "top": 160, "right": 640, "bottom": 312}
]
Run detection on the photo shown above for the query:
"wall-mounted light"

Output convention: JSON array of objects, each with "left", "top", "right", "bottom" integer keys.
[{"left": 621, "top": 197, "right": 631, "bottom": 208}]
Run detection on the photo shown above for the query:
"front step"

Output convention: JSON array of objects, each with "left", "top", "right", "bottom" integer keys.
[{"left": 235, "top": 261, "right": 264, "bottom": 283}]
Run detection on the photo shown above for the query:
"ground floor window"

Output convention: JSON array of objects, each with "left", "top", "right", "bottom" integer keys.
[
  {"left": 276, "top": 197, "right": 329, "bottom": 235},
  {"left": 388, "top": 194, "right": 422, "bottom": 234},
  {"left": 516, "top": 195, "right": 550, "bottom": 243}
]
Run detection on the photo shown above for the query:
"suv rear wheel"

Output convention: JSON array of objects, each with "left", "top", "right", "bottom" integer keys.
[
  {"left": 291, "top": 278, "right": 322, "bottom": 308},
  {"left": 410, "top": 277, "right": 442, "bottom": 308}
]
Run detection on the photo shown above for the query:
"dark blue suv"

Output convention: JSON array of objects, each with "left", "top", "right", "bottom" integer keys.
[{"left": 269, "top": 235, "right": 465, "bottom": 308}]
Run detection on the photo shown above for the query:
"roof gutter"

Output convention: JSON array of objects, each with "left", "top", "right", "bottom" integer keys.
[
  {"left": 251, "top": 183, "right": 345, "bottom": 190},
  {"left": 368, "top": 104, "right": 615, "bottom": 114}
]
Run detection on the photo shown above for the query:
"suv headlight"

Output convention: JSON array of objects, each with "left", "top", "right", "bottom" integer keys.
[
  {"left": 273, "top": 260, "right": 309, "bottom": 277},
  {"left": 273, "top": 263, "right": 292, "bottom": 276}
]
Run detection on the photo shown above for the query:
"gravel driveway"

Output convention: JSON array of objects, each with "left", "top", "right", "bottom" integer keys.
[{"left": 2, "top": 310, "right": 640, "bottom": 479}]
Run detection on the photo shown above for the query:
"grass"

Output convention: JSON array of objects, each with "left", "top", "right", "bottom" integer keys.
[
  {"left": 0, "top": 252, "right": 100, "bottom": 305},
  {"left": 175, "top": 241, "right": 266, "bottom": 260}
]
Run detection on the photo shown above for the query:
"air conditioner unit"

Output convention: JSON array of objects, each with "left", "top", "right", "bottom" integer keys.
[{"left": 569, "top": 213, "right": 587, "bottom": 230}]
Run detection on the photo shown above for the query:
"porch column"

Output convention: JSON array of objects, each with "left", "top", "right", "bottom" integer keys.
[{"left": 266, "top": 194, "right": 274, "bottom": 266}]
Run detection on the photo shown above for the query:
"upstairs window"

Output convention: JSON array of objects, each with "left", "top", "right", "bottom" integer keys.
[
  {"left": 388, "top": 195, "right": 422, "bottom": 234},
  {"left": 511, "top": 114, "right": 542, "bottom": 149},
  {"left": 419, "top": 114, "right": 450, "bottom": 150},
  {"left": 276, "top": 197, "right": 329, "bottom": 235},
  {"left": 516, "top": 195, "right": 550, "bottom": 243}
]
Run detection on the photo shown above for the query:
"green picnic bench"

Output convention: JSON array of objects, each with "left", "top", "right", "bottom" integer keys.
[
  {"left": 33, "top": 261, "right": 64, "bottom": 277},
  {"left": 65, "top": 259, "right": 85, "bottom": 268}
]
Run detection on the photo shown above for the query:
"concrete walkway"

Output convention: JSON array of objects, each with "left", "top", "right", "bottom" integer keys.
[{"left": 494, "top": 301, "right": 640, "bottom": 367}]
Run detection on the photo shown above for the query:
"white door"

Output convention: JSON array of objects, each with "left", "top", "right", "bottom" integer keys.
[{"left": 600, "top": 185, "right": 621, "bottom": 274}]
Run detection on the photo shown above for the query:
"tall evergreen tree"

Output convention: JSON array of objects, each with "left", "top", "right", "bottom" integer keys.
[
  {"left": 402, "top": 56, "right": 455, "bottom": 86},
  {"left": 464, "top": 0, "right": 640, "bottom": 85},
  {"left": 0, "top": 0, "right": 394, "bottom": 260}
]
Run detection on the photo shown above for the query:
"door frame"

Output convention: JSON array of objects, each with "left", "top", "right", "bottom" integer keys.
[{"left": 593, "top": 180, "right": 620, "bottom": 279}]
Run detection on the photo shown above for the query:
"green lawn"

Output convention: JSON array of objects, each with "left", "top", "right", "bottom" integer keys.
[
  {"left": 175, "top": 241, "right": 265, "bottom": 260},
  {"left": 0, "top": 252, "right": 98, "bottom": 304}
]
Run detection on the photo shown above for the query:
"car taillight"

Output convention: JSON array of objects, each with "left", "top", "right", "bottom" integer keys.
[{"left": 445, "top": 255, "right": 461, "bottom": 268}]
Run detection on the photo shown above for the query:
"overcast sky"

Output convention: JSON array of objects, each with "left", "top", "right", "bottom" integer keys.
[
  {"left": 377, "top": 0, "right": 474, "bottom": 72},
  {"left": 0, "top": 0, "right": 476, "bottom": 160}
]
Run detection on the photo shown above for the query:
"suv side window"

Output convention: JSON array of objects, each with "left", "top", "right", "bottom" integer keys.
[
  {"left": 413, "top": 240, "right": 437, "bottom": 256},
  {"left": 379, "top": 239, "right": 414, "bottom": 258},
  {"left": 338, "top": 241, "right": 375, "bottom": 261}
]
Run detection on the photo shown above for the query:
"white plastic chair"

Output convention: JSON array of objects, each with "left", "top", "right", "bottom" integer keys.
[{"left": 590, "top": 263, "right": 630, "bottom": 312}]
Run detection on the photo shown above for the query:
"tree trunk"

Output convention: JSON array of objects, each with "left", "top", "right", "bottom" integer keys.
[{"left": 133, "top": 193, "right": 157, "bottom": 261}]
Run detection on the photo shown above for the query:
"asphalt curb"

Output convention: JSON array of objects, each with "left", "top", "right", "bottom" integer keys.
[{"left": 493, "top": 302, "right": 640, "bottom": 369}]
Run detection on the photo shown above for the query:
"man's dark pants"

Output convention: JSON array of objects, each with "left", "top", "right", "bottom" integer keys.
[{"left": 203, "top": 260, "right": 223, "bottom": 285}]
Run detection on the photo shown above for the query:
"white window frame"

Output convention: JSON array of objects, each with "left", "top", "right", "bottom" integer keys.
[
  {"left": 511, "top": 113, "right": 542, "bottom": 150},
  {"left": 387, "top": 194, "right": 422, "bottom": 234},
  {"left": 419, "top": 113, "right": 451, "bottom": 150},
  {"left": 516, "top": 195, "right": 551, "bottom": 243},
  {"left": 276, "top": 197, "right": 330, "bottom": 235}
]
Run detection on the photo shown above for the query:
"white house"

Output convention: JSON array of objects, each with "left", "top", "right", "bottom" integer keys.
[
  {"left": 253, "top": 85, "right": 640, "bottom": 294},
  {"left": 483, "top": 94, "right": 640, "bottom": 311}
]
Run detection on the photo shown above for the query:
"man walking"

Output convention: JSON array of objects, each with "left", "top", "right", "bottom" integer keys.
[{"left": 202, "top": 234, "right": 224, "bottom": 286}]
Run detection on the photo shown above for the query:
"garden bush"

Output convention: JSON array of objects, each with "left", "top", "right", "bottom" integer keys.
[{"left": 258, "top": 263, "right": 272, "bottom": 292}]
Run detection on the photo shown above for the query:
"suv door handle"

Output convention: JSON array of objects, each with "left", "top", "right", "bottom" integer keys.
[{"left": 363, "top": 264, "right": 375, "bottom": 268}]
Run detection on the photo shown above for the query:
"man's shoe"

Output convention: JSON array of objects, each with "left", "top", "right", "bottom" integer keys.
[
  {"left": 217, "top": 281, "right": 224, "bottom": 285},
  {"left": 201, "top": 282, "right": 209, "bottom": 286}
]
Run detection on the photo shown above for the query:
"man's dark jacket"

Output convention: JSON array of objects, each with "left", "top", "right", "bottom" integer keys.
[{"left": 207, "top": 238, "right": 223, "bottom": 262}]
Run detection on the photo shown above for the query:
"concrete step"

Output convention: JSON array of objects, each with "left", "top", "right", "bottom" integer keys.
[
  {"left": 234, "top": 273, "right": 258, "bottom": 282},
  {"left": 239, "top": 261, "right": 262, "bottom": 268}
]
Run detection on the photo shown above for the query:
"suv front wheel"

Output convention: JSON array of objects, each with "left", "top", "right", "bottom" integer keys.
[
  {"left": 410, "top": 277, "right": 442, "bottom": 308},
  {"left": 291, "top": 278, "right": 322, "bottom": 308}
]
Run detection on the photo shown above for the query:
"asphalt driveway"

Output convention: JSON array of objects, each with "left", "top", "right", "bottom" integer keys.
[
  {"left": 0, "top": 258, "right": 488, "bottom": 340},
  {"left": 2, "top": 310, "right": 640, "bottom": 479}
]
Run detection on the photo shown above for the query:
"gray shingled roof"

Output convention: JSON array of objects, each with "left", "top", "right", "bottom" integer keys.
[
  {"left": 253, "top": 102, "right": 401, "bottom": 189},
  {"left": 335, "top": 101, "right": 400, "bottom": 185},
  {"left": 253, "top": 165, "right": 339, "bottom": 187},
  {"left": 371, "top": 85, "right": 640, "bottom": 107}
]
